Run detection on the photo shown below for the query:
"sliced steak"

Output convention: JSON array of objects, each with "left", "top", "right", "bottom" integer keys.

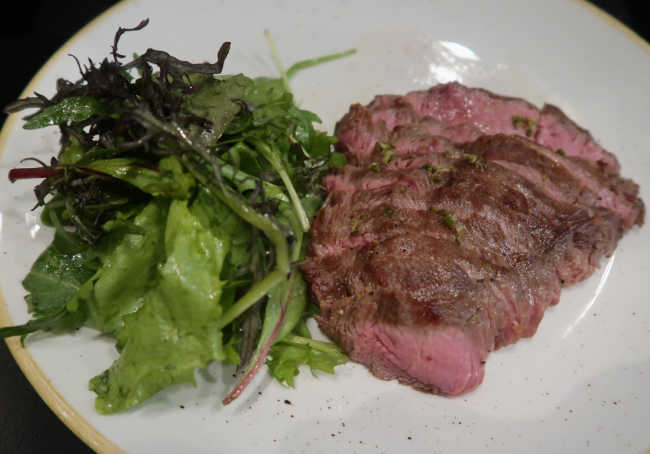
[
  {"left": 305, "top": 83, "right": 643, "bottom": 396},
  {"left": 535, "top": 104, "right": 619, "bottom": 174},
  {"left": 305, "top": 145, "right": 625, "bottom": 395},
  {"left": 472, "top": 135, "right": 643, "bottom": 229},
  {"left": 325, "top": 134, "right": 643, "bottom": 229},
  {"left": 335, "top": 82, "right": 621, "bottom": 174}
]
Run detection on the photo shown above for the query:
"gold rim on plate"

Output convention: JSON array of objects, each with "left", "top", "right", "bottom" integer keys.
[
  {"left": 0, "top": 3, "right": 130, "bottom": 452},
  {"left": 0, "top": 1, "right": 647, "bottom": 453}
]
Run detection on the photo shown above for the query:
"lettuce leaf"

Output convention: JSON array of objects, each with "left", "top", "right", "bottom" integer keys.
[
  {"left": 84, "top": 156, "right": 195, "bottom": 199},
  {"left": 81, "top": 200, "right": 168, "bottom": 334},
  {"left": 90, "top": 198, "right": 231, "bottom": 413},
  {"left": 267, "top": 334, "right": 347, "bottom": 387}
]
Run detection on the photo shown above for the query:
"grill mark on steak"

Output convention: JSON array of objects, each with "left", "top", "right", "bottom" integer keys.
[
  {"left": 305, "top": 83, "right": 643, "bottom": 397},
  {"left": 326, "top": 133, "right": 642, "bottom": 229},
  {"left": 471, "top": 135, "right": 642, "bottom": 229}
]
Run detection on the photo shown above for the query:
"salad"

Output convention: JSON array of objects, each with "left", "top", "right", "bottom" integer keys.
[{"left": 0, "top": 19, "right": 353, "bottom": 413}]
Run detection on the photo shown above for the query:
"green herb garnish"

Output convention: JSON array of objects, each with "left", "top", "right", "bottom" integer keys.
[
  {"left": 350, "top": 218, "right": 360, "bottom": 233},
  {"left": 422, "top": 163, "right": 455, "bottom": 182},
  {"left": 463, "top": 153, "right": 487, "bottom": 170},
  {"left": 435, "top": 209, "right": 466, "bottom": 244},
  {"left": 511, "top": 115, "right": 537, "bottom": 137},
  {"left": 379, "top": 142, "right": 395, "bottom": 164}
]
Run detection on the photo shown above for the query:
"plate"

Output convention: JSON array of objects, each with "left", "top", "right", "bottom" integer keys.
[{"left": 1, "top": 1, "right": 649, "bottom": 453}]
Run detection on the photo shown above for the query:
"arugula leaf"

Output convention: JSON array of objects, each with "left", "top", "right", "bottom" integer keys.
[
  {"left": 23, "top": 96, "right": 104, "bottom": 129},
  {"left": 183, "top": 74, "right": 252, "bottom": 147},
  {"left": 22, "top": 228, "right": 98, "bottom": 319},
  {"left": 0, "top": 310, "right": 71, "bottom": 338},
  {"left": 0, "top": 220, "right": 99, "bottom": 338}
]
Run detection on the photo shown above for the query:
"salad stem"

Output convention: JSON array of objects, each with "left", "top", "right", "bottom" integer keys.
[
  {"left": 276, "top": 165, "right": 310, "bottom": 232},
  {"left": 282, "top": 333, "right": 347, "bottom": 357},
  {"left": 217, "top": 158, "right": 288, "bottom": 202},
  {"left": 285, "top": 49, "right": 357, "bottom": 79},
  {"left": 222, "top": 270, "right": 297, "bottom": 404},
  {"left": 250, "top": 140, "right": 310, "bottom": 232},
  {"left": 217, "top": 268, "right": 287, "bottom": 330},
  {"left": 133, "top": 107, "right": 292, "bottom": 328},
  {"left": 181, "top": 156, "right": 289, "bottom": 271},
  {"left": 264, "top": 30, "right": 290, "bottom": 92},
  {"left": 180, "top": 156, "right": 291, "bottom": 329}
]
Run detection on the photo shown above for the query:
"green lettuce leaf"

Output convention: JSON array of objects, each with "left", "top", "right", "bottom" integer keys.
[
  {"left": 89, "top": 198, "right": 230, "bottom": 414},
  {"left": 84, "top": 156, "right": 194, "bottom": 199},
  {"left": 81, "top": 200, "right": 168, "bottom": 334},
  {"left": 267, "top": 334, "right": 347, "bottom": 388},
  {"left": 188, "top": 186, "right": 251, "bottom": 270}
]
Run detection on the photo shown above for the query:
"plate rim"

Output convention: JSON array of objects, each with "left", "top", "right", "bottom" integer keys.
[
  {"left": 0, "top": 2, "right": 131, "bottom": 452},
  {"left": 0, "top": 1, "right": 647, "bottom": 453}
]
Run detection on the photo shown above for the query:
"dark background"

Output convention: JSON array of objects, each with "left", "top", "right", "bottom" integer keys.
[{"left": 0, "top": 1, "right": 647, "bottom": 453}]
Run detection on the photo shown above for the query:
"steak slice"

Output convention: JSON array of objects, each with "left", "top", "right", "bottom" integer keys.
[
  {"left": 304, "top": 83, "right": 643, "bottom": 396},
  {"left": 335, "top": 82, "right": 621, "bottom": 174},
  {"left": 324, "top": 134, "right": 643, "bottom": 229}
]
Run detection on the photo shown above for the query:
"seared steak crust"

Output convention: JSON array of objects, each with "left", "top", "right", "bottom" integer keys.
[{"left": 304, "top": 83, "right": 644, "bottom": 396}]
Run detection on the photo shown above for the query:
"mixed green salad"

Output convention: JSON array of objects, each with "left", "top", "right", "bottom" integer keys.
[{"left": 0, "top": 20, "right": 353, "bottom": 413}]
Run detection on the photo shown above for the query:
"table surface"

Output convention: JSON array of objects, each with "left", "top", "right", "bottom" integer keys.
[{"left": 1, "top": 1, "right": 648, "bottom": 453}]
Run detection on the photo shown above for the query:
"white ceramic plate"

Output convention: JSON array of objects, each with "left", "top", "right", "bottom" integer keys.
[{"left": 1, "top": 1, "right": 649, "bottom": 453}]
